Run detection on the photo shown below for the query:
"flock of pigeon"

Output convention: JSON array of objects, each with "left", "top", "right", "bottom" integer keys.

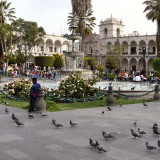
[
  {"left": 3, "top": 99, "right": 160, "bottom": 154},
  {"left": 131, "top": 121, "right": 160, "bottom": 151}
]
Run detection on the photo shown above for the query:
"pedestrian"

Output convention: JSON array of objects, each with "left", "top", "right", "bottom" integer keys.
[{"left": 29, "top": 77, "right": 41, "bottom": 113}]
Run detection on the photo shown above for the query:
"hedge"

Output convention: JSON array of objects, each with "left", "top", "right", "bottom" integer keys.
[{"left": 35, "top": 56, "right": 54, "bottom": 67}]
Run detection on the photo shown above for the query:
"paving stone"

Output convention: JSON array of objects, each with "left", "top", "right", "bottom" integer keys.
[
  {"left": 3, "top": 149, "right": 30, "bottom": 159},
  {"left": 45, "top": 144, "right": 64, "bottom": 151},
  {"left": 0, "top": 134, "right": 23, "bottom": 142}
]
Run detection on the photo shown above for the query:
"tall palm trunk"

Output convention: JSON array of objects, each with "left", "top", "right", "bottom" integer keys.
[
  {"left": 0, "top": 51, "right": 4, "bottom": 70},
  {"left": 157, "top": 20, "right": 160, "bottom": 57}
]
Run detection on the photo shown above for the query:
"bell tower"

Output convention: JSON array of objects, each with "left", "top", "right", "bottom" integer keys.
[{"left": 99, "top": 15, "right": 125, "bottom": 39}]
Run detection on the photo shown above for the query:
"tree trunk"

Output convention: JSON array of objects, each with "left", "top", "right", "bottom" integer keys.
[
  {"left": 156, "top": 20, "right": 160, "bottom": 57},
  {"left": 0, "top": 51, "right": 4, "bottom": 70}
]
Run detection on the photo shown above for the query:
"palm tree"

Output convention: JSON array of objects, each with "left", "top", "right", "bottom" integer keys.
[
  {"left": 0, "top": 0, "right": 16, "bottom": 71},
  {"left": 143, "top": 0, "right": 160, "bottom": 56},
  {"left": 70, "top": 0, "right": 95, "bottom": 51},
  {"left": 68, "top": 9, "right": 96, "bottom": 36}
]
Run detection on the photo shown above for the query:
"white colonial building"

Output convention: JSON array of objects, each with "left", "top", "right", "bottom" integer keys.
[
  {"left": 13, "top": 34, "right": 71, "bottom": 68},
  {"left": 83, "top": 16, "right": 156, "bottom": 74}
]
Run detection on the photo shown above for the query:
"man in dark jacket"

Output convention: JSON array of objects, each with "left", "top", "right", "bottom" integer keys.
[{"left": 29, "top": 77, "right": 41, "bottom": 113}]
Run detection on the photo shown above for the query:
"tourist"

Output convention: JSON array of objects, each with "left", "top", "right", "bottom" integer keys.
[{"left": 29, "top": 77, "right": 41, "bottom": 113}]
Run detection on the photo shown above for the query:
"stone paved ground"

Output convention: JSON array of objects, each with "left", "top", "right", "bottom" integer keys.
[{"left": 0, "top": 102, "right": 160, "bottom": 160}]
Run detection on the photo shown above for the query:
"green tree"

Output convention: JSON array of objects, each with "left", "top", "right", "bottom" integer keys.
[
  {"left": 152, "top": 58, "right": 160, "bottom": 72},
  {"left": 96, "top": 65, "right": 104, "bottom": 73},
  {"left": 16, "top": 50, "right": 25, "bottom": 64},
  {"left": 11, "top": 18, "right": 46, "bottom": 49},
  {"left": 106, "top": 41, "right": 123, "bottom": 70},
  {"left": 0, "top": 0, "right": 16, "bottom": 70},
  {"left": 143, "top": 0, "right": 160, "bottom": 56},
  {"left": 53, "top": 54, "right": 64, "bottom": 69},
  {"left": 106, "top": 57, "right": 119, "bottom": 73}
]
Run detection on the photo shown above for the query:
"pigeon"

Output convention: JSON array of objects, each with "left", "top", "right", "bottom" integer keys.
[
  {"left": 130, "top": 129, "right": 141, "bottom": 138},
  {"left": 102, "top": 111, "right": 104, "bottom": 115},
  {"left": 4, "top": 101, "right": 9, "bottom": 105},
  {"left": 153, "top": 126, "right": 160, "bottom": 136},
  {"left": 97, "top": 144, "right": 107, "bottom": 152},
  {"left": 15, "top": 119, "right": 24, "bottom": 126},
  {"left": 102, "top": 131, "right": 115, "bottom": 139},
  {"left": 131, "top": 86, "right": 135, "bottom": 90},
  {"left": 143, "top": 102, "right": 148, "bottom": 107},
  {"left": 146, "top": 142, "right": 156, "bottom": 151},
  {"left": 133, "top": 120, "right": 137, "bottom": 126},
  {"left": 119, "top": 103, "right": 123, "bottom": 107},
  {"left": 41, "top": 113, "right": 48, "bottom": 117},
  {"left": 52, "top": 120, "right": 63, "bottom": 127},
  {"left": 103, "top": 86, "right": 107, "bottom": 90},
  {"left": 89, "top": 139, "right": 98, "bottom": 148},
  {"left": 153, "top": 123, "right": 158, "bottom": 130},
  {"left": 5, "top": 107, "right": 9, "bottom": 113},
  {"left": 108, "top": 106, "right": 112, "bottom": 111},
  {"left": 138, "top": 128, "right": 146, "bottom": 136},
  {"left": 12, "top": 113, "right": 19, "bottom": 121},
  {"left": 28, "top": 113, "right": 34, "bottom": 119},
  {"left": 70, "top": 120, "right": 77, "bottom": 127}
]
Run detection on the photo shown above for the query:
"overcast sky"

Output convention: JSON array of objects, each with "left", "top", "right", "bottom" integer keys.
[{"left": 10, "top": 0, "right": 156, "bottom": 36}]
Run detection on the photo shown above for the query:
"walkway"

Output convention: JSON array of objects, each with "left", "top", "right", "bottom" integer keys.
[{"left": 0, "top": 102, "right": 160, "bottom": 160}]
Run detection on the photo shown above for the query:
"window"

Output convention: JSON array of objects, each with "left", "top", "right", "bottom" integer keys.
[
  {"left": 104, "top": 28, "right": 107, "bottom": 37},
  {"left": 153, "top": 47, "right": 155, "bottom": 53},
  {"left": 49, "top": 47, "right": 53, "bottom": 52},
  {"left": 41, "top": 46, "right": 44, "bottom": 51},
  {"left": 91, "top": 48, "right": 93, "bottom": 53},
  {"left": 131, "top": 47, "right": 136, "bottom": 54},
  {"left": 117, "top": 28, "right": 120, "bottom": 37},
  {"left": 54, "top": 47, "right": 56, "bottom": 52}
]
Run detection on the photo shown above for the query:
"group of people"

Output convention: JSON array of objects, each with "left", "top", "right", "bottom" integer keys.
[{"left": 26, "top": 69, "right": 58, "bottom": 80}]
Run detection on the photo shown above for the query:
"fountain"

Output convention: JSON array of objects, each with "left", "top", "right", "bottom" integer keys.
[{"left": 62, "top": 16, "right": 92, "bottom": 80}]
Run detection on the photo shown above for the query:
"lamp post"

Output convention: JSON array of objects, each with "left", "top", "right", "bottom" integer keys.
[
  {"left": 24, "top": 42, "right": 27, "bottom": 74},
  {"left": 139, "top": 47, "right": 149, "bottom": 75}
]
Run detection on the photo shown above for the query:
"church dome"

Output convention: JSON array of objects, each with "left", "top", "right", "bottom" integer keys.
[{"left": 104, "top": 15, "right": 120, "bottom": 23}]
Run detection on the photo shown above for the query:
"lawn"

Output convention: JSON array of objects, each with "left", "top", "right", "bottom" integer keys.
[{"left": 0, "top": 95, "right": 149, "bottom": 112}]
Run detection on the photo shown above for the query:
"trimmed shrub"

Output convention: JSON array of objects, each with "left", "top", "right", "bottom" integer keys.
[{"left": 35, "top": 56, "right": 54, "bottom": 67}]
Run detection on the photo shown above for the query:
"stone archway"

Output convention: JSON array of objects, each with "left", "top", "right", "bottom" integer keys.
[
  {"left": 122, "top": 58, "right": 128, "bottom": 71},
  {"left": 55, "top": 40, "right": 61, "bottom": 53},
  {"left": 122, "top": 41, "right": 128, "bottom": 55},
  {"left": 46, "top": 39, "right": 53, "bottom": 53},
  {"left": 130, "top": 58, "right": 137, "bottom": 72}
]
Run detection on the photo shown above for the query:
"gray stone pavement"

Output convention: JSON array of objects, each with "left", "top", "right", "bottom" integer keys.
[{"left": 0, "top": 102, "right": 160, "bottom": 160}]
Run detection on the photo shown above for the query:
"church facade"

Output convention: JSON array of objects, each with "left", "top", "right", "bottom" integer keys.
[{"left": 83, "top": 16, "right": 156, "bottom": 74}]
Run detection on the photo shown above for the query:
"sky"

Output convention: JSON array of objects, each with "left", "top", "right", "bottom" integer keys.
[{"left": 9, "top": 0, "right": 156, "bottom": 36}]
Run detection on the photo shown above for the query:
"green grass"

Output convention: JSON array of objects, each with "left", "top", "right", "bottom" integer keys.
[{"left": 0, "top": 95, "right": 150, "bottom": 112}]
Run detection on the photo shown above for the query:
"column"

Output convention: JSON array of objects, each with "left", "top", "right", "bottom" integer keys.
[
  {"left": 136, "top": 45, "right": 139, "bottom": 55},
  {"left": 52, "top": 43, "right": 55, "bottom": 53},
  {"left": 128, "top": 58, "right": 131, "bottom": 72},
  {"left": 146, "top": 45, "right": 149, "bottom": 55},
  {"left": 136, "top": 59, "right": 139, "bottom": 71},
  {"left": 43, "top": 42, "right": 46, "bottom": 53},
  {"left": 128, "top": 45, "right": 131, "bottom": 55}
]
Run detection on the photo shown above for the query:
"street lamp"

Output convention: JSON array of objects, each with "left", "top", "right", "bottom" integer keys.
[
  {"left": 139, "top": 47, "right": 149, "bottom": 75},
  {"left": 24, "top": 42, "right": 27, "bottom": 74}
]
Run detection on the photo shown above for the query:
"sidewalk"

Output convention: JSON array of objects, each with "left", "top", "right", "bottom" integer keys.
[{"left": 0, "top": 102, "right": 160, "bottom": 160}]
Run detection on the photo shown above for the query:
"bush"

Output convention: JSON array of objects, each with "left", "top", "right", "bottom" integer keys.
[
  {"left": 152, "top": 58, "right": 160, "bottom": 72},
  {"left": 53, "top": 55, "right": 63, "bottom": 69},
  {"left": 107, "top": 74, "right": 115, "bottom": 81},
  {"left": 35, "top": 56, "right": 54, "bottom": 68},
  {"left": 3, "top": 78, "right": 32, "bottom": 98},
  {"left": 96, "top": 65, "right": 104, "bottom": 73},
  {"left": 54, "top": 73, "right": 99, "bottom": 99}
]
